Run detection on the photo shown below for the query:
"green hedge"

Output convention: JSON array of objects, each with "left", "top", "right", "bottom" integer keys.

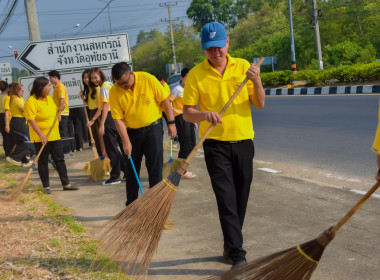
[{"left": 261, "top": 62, "right": 380, "bottom": 87}]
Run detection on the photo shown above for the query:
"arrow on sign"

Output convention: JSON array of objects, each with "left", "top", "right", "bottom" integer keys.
[{"left": 18, "top": 44, "right": 40, "bottom": 72}]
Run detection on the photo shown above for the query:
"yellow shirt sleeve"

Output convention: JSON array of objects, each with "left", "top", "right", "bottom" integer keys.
[
  {"left": 4, "top": 96, "right": 10, "bottom": 110},
  {"left": 152, "top": 77, "right": 169, "bottom": 103},
  {"left": 183, "top": 70, "right": 199, "bottom": 106},
  {"left": 109, "top": 86, "right": 123, "bottom": 120},
  {"left": 372, "top": 99, "right": 380, "bottom": 154}
]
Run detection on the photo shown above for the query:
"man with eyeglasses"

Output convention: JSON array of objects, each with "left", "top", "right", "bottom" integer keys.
[{"left": 109, "top": 62, "right": 177, "bottom": 206}]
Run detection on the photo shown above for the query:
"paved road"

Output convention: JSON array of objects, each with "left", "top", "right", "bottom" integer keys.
[{"left": 252, "top": 94, "right": 379, "bottom": 189}]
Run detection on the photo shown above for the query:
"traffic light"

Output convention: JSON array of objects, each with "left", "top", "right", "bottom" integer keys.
[{"left": 14, "top": 50, "right": 18, "bottom": 59}]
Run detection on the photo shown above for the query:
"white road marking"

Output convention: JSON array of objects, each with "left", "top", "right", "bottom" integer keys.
[
  {"left": 347, "top": 188, "right": 380, "bottom": 199},
  {"left": 257, "top": 167, "right": 282, "bottom": 174}
]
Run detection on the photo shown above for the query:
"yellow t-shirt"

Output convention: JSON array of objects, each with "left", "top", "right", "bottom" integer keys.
[
  {"left": 4, "top": 95, "right": 11, "bottom": 120},
  {"left": 109, "top": 72, "right": 169, "bottom": 129},
  {"left": 99, "top": 81, "right": 113, "bottom": 112},
  {"left": 160, "top": 81, "right": 172, "bottom": 114},
  {"left": 9, "top": 96, "right": 24, "bottom": 118},
  {"left": 87, "top": 87, "right": 100, "bottom": 110},
  {"left": 0, "top": 93, "right": 7, "bottom": 113},
  {"left": 183, "top": 54, "right": 255, "bottom": 141},
  {"left": 169, "top": 83, "right": 184, "bottom": 116},
  {"left": 24, "top": 95, "right": 60, "bottom": 143},
  {"left": 52, "top": 82, "right": 69, "bottom": 116},
  {"left": 372, "top": 99, "right": 380, "bottom": 154}
]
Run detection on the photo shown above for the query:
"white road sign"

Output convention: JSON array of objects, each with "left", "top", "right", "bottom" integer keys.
[
  {"left": 1, "top": 75, "right": 12, "bottom": 83},
  {"left": 16, "top": 34, "right": 131, "bottom": 73},
  {"left": 0, "top": 62, "right": 12, "bottom": 76},
  {"left": 19, "top": 68, "right": 112, "bottom": 109}
]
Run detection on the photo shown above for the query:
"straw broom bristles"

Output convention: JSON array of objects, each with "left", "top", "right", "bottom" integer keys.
[
  {"left": 203, "top": 180, "right": 380, "bottom": 280},
  {"left": 99, "top": 58, "right": 265, "bottom": 276},
  {"left": 100, "top": 164, "right": 187, "bottom": 275}
]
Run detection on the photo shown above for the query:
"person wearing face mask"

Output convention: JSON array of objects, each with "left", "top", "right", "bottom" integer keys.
[
  {"left": 109, "top": 62, "right": 177, "bottom": 206},
  {"left": 182, "top": 22, "right": 265, "bottom": 268}
]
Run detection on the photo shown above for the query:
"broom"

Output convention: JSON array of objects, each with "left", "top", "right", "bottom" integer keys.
[
  {"left": 202, "top": 180, "right": 380, "bottom": 280},
  {"left": 80, "top": 85, "right": 111, "bottom": 181},
  {"left": 162, "top": 139, "right": 184, "bottom": 178},
  {"left": 7, "top": 109, "right": 62, "bottom": 201},
  {"left": 99, "top": 57, "right": 265, "bottom": 276}
]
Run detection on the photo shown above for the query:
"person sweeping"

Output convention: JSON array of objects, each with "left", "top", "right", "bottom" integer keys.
[
  {"left": 24, "top": 77, "right": 78, "bottom": 194},
  {"left": 183, "top": 22, "right": 265, "bottom": 268},
  {"left": 372, "top": 98, "right": 380, "bottom": 181}
]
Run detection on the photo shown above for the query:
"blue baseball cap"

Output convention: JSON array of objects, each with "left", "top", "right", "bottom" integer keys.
[{"left": 201, "top": 22, "right": 227, "bottom": 50}]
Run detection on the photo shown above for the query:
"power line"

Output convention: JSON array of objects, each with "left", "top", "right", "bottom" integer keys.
[{"left": 0, "top": 0, "right": 19, "bottom": 35}]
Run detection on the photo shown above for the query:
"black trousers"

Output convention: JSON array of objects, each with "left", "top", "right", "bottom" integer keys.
[
  {"left": 9, "top": 117, "right": 31, "bottom": 162},
  {"left": 89, "top": 109, "right": 103, "bottom": 157},
  {"left": 175, "top": 114, "right": 196, "bottom": 159},
  {"left": 103, "top": 112, "right": 126, "bottom": 180},
  {"left": 69, "top": 107, "right": 86, "bottom": 151},
  {"left": 59, "top": 115, "right": 71, "bottom": 154},
  {"left": 203, "top": 139, "right": 255, "bottom": 263},
  {"left": 0, "top": 113, "right": 12, "bottom": 156},
  {"left": 125, "top": 120, "right": 163, "bottom": 205},
  {"left": 34, "top": 140, "right": 70, "bottom": 188}
]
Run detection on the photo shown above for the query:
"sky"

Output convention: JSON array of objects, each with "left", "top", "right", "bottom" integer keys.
[{"left": 0, "top": 0, "right": 192, "bottom": 69}]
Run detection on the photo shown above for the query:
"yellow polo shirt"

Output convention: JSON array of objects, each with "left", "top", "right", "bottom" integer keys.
[
  {"left": 52, "top": 82, "right": 69, "bottom": 116},
  {"left": 99, "top": 81, "right": 113, "bottom": 112},
  {"left": 183, "top": 54, "right": 255, "bottom": 141},
  {"left": 0, "top": 93, "right": 7, "bottom": 113},
  {"left": 372, "top": 99, "right": 380, "bottom": 154},
  {"left": 160, "top": 81, "right": 171, "bottom": 113},
  {"left": 4, "top": 95, "right": 11, "bottom": 119},
  {"left": 109, "top": 72, "right": 169, "bottom": 129},
  {"left": 25, "top": 95, "right": 60, "bottom": 143},
  {"left": 87, "top": 87, "right": 100, "bottom": 110},
  {"left": 169, "top": 83, "right": 184, "bottom": 116},
  {"left": 9, "top": 96, "right": 24, "bottom": 118}
]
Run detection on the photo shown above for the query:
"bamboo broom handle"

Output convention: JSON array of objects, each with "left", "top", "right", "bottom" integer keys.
[
  {"left": 185, "top": 57, "right": 265, "bottom": 164},
  {"left": 331, "top": 180, "right": 380, "bottom": 234},
  {"left": 80, "top": 84, "right": 95, "bottom": 142}
]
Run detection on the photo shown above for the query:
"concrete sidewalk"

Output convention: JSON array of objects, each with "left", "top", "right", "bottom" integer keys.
[{"left": 29, "top": 143, "right": 380, "bottom": 280}]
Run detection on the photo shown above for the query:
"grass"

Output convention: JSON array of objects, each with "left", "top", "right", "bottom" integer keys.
[{"left": 0, "top": 149, "right": 130, "bottom": 280}]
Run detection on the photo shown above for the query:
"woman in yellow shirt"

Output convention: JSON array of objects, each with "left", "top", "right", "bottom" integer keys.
[
  {"left": 6, "top": 82, "right": 34, "bottom": 167},
  {"left": 0, "top": 80, "right": 12, "bottom": 156},
  {"left": 24, "top": 77, "right": 78, "bottom": 194},
  {"left": 81, "top": 69, "right": 105, "bottom": 157}
]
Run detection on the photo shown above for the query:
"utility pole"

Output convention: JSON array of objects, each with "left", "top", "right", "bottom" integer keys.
[
  {"left": 24, "top": 0, "right": 40, "bottom": 41},
  {"left": 160, "top": 2, "right": 178, "bottom": 74},
  {"left": 312, "top": 0, "right": 323, "bottom": 70},
  {"left": 288, "top": 0, "right": 296, "bottom": 74}
]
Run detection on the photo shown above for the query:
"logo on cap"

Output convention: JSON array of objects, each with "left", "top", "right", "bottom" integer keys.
[{"left": 209, "top": 32, "right": 216, "bottom": 39}]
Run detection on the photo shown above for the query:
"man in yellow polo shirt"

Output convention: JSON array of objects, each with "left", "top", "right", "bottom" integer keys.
[
  {"left": 109, "top": 62, "right": 177, "bottom": 206},
  {"left": 183, "top": 22, "right": 265, "bottom": 268},
  {"left": 49, "top": 70, "right": 71, "bottom": 157},
  {"left": 372, "top": 99, "right": 380, "bottom": 181}
]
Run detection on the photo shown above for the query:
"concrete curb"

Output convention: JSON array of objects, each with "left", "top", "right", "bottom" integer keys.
[{"left": 265, "top": 84, "right": 380, "bottom": 95}]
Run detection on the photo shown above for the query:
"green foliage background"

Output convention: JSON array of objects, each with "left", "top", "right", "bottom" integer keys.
[{"left": 130, "top": 0, "right": 380, "bottom": 81}]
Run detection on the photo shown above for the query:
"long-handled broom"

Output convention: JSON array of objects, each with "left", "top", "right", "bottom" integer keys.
[
  {"left": 202, "top": 180, "right": 380, "bottom": 280},
  {"left": 99, "top": 58, "right": 265, "bottom": 276},
  {"left": 7, "top": 109, "right": 62, "bottom": 201},
  {"left": 80, "top": 86, "right": 111, "bottom": 181}
]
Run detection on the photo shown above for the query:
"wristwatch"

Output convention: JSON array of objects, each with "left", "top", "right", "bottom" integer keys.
[{"left": 168, "top": 120, "right": 175, "bottom": 124}]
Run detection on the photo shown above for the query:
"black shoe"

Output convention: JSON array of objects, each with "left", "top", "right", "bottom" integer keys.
[
  {"left": 223, "top": 251, "right": 234, "bottom": 265},
  {"left": 63, "top": 185, "right": 79, "bottom": 191},
  {"left": 231, "top": 259, "right": 247, "bottom": 270},
  {"left": 102, "top": 178, "right": 122, "bottom": 186},
  {"left": 43, "top": 188, "right": 51, "bottom": 194}
]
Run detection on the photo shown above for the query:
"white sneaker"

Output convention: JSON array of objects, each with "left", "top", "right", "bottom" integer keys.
[{"left": 6, "top": 157, "right": 22, "bottom": 167}]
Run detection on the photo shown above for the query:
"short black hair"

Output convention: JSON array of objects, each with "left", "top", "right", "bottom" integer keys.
[
  {"left": 0, "top": 80, "right": 9, "bottom": 92},
  {"left": 155, "top": 74, "right": 165, "bottom": 81},
  {"left": 181, "top": 68, "right": 190, "bottom": 78},
  {"left": 112, "top": 62, "right": 131, "bottom": 81},
  {"left": 48, "top": 70, "right": 61, "bottom": 80}
]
